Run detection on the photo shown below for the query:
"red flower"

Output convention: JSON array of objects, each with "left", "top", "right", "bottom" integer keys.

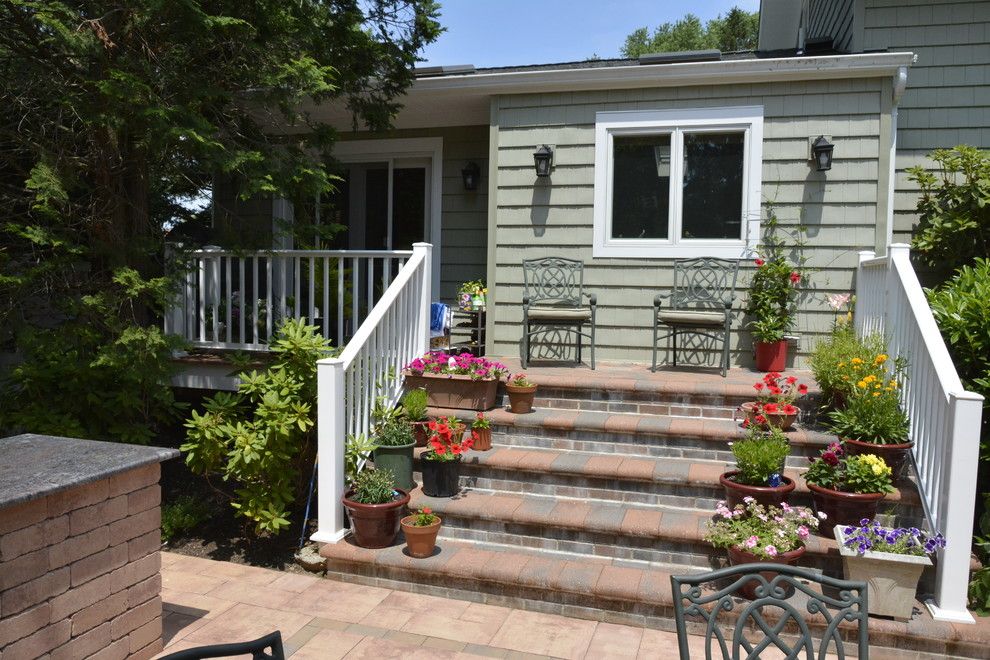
[
  {"left": 753, "top": 383, "right": 764, "bottom": 391},
  {"left": 782, "top": 404, "right": 798, "bottom": 415},
  {"left": 741, "top": 418, "right": 750, "bottom": 428},
  {"left": 798, "top": 384, "right": 808, "bottom": 394},
  {"left": 754, "top": 414, "right": 768, "bottom": 425},
  {"left": 763, "top": 403, "right": 779, "bottom": 414},
  {"left": 451, "top": 444, "right": 462, "bottom": 455},
  {"left": 427, "top": 421, "right": 438, "bottom": 432},
  {"left": 790, "top": 272, "right": 801, "bottom": 284},
  {"left": 769, "top": 386, "right": 782, "bottom": 396},
  {"left": 436, "top": 423, "right": 449, "bottom": 435},
  {"left": 822, "top": 450, "right": 839, "bottom": 466},
  {"left": 422, "top": 507, "right": 432, "bottom": 514},
  {"left": 755, "top": 258, "right": 765, "bottom": 267},
  {"left": 786, "top": 376, "right": 798, "bottom": 385},
  {"left": 435, "top": 445, "right": 447, "bottom": 455}
]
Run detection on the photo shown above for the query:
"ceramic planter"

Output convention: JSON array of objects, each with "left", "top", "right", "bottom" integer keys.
[
  {"left": 421, "top": 455, "right": 462, "bottom": 497},
  {"left": 834, "top": 525, "right": 931, "bottom": 621},
  {"left": 739, "top": 401, "right": 797, "bottom": 431},
  {"left": 472, "top": 427, "right": 492, "bottom": 451},
  {"left": 410, "top": 421, "right": 430, "bottom": 448},
  {"left": 727, "top": 544, "right": 806, "bottom": 600},
  {"left": 719, "top": 471, "right": 795, "bottom": 510},
  {"left": 401, "top": 515, "right": 442, "bottom": 558},
  {"left": 807, "top": 482, "right": 885, "bottom": 538},
  {"left": 372, "top": 442, "right": 415, "bottom": 491},
  {"left": 506, "top": 383, "right": 538, "bottom": 414},
  {"left": 341, "top": 488, "right": 410, "bottom": 549},
  {"left": 754, "top": 340, "right": 788, "bottom": 372},
  {"left": 405, "top": 373, "right": 498, "bottom": 411},
  {"left": 842, "top": 438, "right": 914, "bottom": 484}
]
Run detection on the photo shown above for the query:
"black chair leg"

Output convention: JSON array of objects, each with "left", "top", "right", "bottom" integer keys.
[
  {"left": 577, "top": 326, "right": 582, "bottom": 364},
  {"left": 523, "top": 322, "right": 529, "bottom": 369},
  {"left": 672, "top": 328, "right": 678, "bottom": 367}
]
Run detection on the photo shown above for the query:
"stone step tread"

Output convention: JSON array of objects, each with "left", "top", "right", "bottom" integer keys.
[
  {"left": 411, "top": 446, "right": 920, "bottom": 506},
  {"left": 428, "top": 405, "right": 838, "bottom": 447},
  {"left": 318, "top": 536, "right": 988, "bottom": 654},
  {"left": 406, "top": 487, "right": 839, "bottom": 556}
]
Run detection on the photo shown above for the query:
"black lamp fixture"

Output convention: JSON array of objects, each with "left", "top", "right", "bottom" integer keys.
[
  {"left": 811, "top": 135, "right": 834, "bottom": 172},
  {"left": 461, "top": 162, "right": 480, "bottom": 191},
  {"left": 533, "top": 144, "right": 554, "bottom": 177}
]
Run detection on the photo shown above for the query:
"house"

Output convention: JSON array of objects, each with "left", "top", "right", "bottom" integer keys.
[{"left": 172, "top": 0, "right": 989, "bottom": 371}]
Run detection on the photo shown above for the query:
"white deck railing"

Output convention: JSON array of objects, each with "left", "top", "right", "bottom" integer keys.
[
  {"left": 164, "top": 247, "right": 413, "bottom": 350},
  {"left": 855, "top": 244, "right": 984, "bottom": 623},
  {"left": 311, "top": 243, "right": 432, "bottom": 543}
]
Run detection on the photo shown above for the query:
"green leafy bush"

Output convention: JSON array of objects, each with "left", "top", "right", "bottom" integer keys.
[
  {"left": 401, "top": 388, "right": 429, "bottom": 422},
  {"left": 827, "top": 379, "right": 910, "bottom": 445},
  {"left": 731, "top": 426, "right": 790, "bottom": 486},
  {"left": 810, "top": 326, "right": 888, "bottom": 409},
  {"left": 161, "top": 495, "right": 213, "bottom": 542},
  {"left": 345, "top": 434, "right": 378, "bottom": 486},
  {"left": 349, "top": 468, "right": 397, "bottom": 504},
  {"left": 1, "top": 268, "right": 185, "bottom": 444},
  {"left": 182, "top": 319, "right": 336, "bottom": 535},
  {"left": 375, "top": 420, "right": 415, "bottom": 447}
]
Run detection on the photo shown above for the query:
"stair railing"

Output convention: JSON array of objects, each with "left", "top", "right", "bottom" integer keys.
[
  {"left": 311, "top": 243, "right": 432, "bottom": 543},
  {"left": 855, "top": 244, "right": 983, "bottom": 623}
]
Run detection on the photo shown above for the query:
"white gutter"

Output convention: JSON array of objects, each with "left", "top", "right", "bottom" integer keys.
[{"left": 411, "top": 52, "right": 916, "bottom": 96}]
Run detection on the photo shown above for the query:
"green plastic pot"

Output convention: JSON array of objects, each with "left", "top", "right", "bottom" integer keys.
[{"left": 373, "top": 442, "right": 416, "bottom": 491}]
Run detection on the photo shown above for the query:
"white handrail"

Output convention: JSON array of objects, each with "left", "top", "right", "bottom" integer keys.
[
  {"left": 311, "top": 243, "right": 432, "bottom": 544},
  {"left": 855, "top": 244, "right": 983, "bottom": 623}
]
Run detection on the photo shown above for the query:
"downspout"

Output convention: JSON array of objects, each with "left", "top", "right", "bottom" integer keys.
[
  {"left": 484, "top": 96, "right": 500, "bottom": 356},
  {"left": 886, "top": 65, "right": 909, "bottom": 251}
]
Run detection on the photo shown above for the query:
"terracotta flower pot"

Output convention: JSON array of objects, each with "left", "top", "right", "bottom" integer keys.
[
  {"left": 506, "top": 383, "right": 538, "bottom": 414},
  {"left": 401, "top": 515, "right": 442, "bottom": 558},
  {"left": 411, "top": 421, "right": 431, "bottom": 448},
  {"left": 404, "top": 373, "right": 498, "bottom": 411},
  {"left": 842, "top": 437, "right": 914, "bottom": 484},
  {"left": 341, "top": 488, "right": 410, "bottom": 549},
  {"left": 421, "top": 456, "right": 462, "bottom": 497},
  {"left": 472, "top": 427, "right": 492, "bottom": 451},
  {"left": 754, "top": 340, "right": 788, "bottom": 372},
  {"left": 720, "top": 471, "right": 795, "bottom": 510},
  {"left": 807, "top": 482, "right": 885, "bottom": 538},
  {"left": 727, "top": 544, "right": 806, "bottom": 600},
  {"left": 739, "top": 401, "right": 797, "bottom": 431}
]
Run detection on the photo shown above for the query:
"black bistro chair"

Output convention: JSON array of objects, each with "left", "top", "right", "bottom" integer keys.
[{"left": 159, "top": 631, "right": 284, "bottom": 660}]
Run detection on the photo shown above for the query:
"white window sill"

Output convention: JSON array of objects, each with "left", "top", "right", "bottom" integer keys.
[{"left": 593, "top": 242, "right": 753, "bottom": 259}]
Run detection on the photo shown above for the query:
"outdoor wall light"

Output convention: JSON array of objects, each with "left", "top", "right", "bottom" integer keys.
[
  {"left": 461, "top": 162, "right": 480, "bottom": 191},
  {"left": 533, "top": 144, "right": 554, "bottom": 177},
  {"left": 812, "top": 135, "right": 834, "bottom": 171}
]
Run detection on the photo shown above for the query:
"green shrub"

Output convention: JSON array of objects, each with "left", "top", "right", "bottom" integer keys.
[
  {"left": 345, "top": 433, "right": 378, "bottom": 486},
  {"left": 401, "top": 388, "right": 429, "bottom": 422},
  {"left": 375, "top": 419, "right": 415, "bottom": 447},
  {"left": 731, "top": 426, "right": 790, "bottom": 486},
  {"left": 182, "top": 319, "right": 336, "bottom": 535},
  {"left": 350, "top": 468, "right": 396, "bottom": 504},
  {"left": 161, "top": 495, "right": 213, "bottom": 542}
]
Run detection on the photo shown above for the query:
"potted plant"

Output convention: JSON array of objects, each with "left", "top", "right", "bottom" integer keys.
[
  {"left": 809, "top": 324, "right": 889, "bottom": 412},
  {"left": 835, "top": 520, "right": 945, "bottom": 620},
  {"left": 372, "top": 420, "right": 416, "bottom": 491},
  {"left": 505, "top": 373, "right": 538, "bottom": 414},
  {"left": 746, "top": 212, "right": 806, "bottom": 372},
  {"left": 739, "top": 372, "right": 809, "bottom": 431},
  {"left": 341, "top": 468, "right": 410, "bottom": 549},
  {"left": 471, "top": 412, "right": 492, "bottom": 451},
  {"left": 402, "top": 388, "right": 430, "bottom": 447},
  {"left": 827, "top": 354, "right": 912, "bottom": 482},
  {"left": 458, "top": 279, "right": 486, "bottom": 311},
  {"left": 401, "top": 506, "right": 442, "bottom": 558},
  {"left": 421, "top": 416, "right": 474, "bottom": 497},
  {"left": 803, "top": 442, "right": 895, "bottom": 538},
  {"left": 704, "top": 498, "right": 819, "bottom": 599},
  {"left": 404, "top": 351, "right": 509, "bottom": 411},
  {"left": 719, "top": 425, "right": 794, "bottom": 509}
]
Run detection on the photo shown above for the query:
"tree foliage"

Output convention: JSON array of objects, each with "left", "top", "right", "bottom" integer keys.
[{"left": 621, "top": 7, "right": 759, "bottom": 57}]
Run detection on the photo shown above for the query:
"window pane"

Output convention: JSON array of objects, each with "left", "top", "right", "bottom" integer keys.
[
  {"left": 681, "top": 132, "right": 745, "bottom": 239},
  {"left": 611, "top": 134, "right": 671, "bottom": 240}
]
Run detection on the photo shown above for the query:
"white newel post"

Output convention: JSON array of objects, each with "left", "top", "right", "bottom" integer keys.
[
  {"left": 853, "top": 250, "right": 876, "bottom": 337},
  {"left": 312, "top": 357, "right": 348, "bottom": 544},
  {"left": 413, "top": 242, "right": 433, "bottom": 354},
  {"left": 928, "top": 390, "right": 983, "bottom": 624}
]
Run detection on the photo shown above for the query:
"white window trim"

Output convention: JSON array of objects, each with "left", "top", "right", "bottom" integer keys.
[{"left": 592, "top": 105, "right": 763, "bottom": 259}]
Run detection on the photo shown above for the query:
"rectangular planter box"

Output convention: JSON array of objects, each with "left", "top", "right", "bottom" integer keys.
[
  {"left": 404, "top": 372, "right": 499, "bottom": 411},
  {"left": 834, "top": 525, "right": 931, "bottom": 621}
]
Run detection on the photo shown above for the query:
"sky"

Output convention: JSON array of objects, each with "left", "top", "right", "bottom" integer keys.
[{"left": 419, "top": 0, "right": 761, "bottom": 68}]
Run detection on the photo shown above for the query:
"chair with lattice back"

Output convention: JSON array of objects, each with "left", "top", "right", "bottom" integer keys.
[
  {"left": 522, "top": 257, "right": 597, "bottom": 369},
  {"left": 671, "top": 563, "right": 870, "bottom": 659},
  {"left": 652, "top": 257, "right": 740, "bottom": 377}
]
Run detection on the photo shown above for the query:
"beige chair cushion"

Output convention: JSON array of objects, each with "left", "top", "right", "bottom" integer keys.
[
  {"left": 527, "top": 306, "right": 592, "bottom": 321},
  {"left": 657, "top": 310, "right": 726, "bottom": 326}
]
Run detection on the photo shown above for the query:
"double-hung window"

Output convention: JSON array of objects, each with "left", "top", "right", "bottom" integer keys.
[{"left": 592, "top": 106, "right": 763, "bottom": 258}]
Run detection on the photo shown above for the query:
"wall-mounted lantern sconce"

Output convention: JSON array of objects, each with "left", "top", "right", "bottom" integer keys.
[
  {"left": 461, "top": 162, "right": 480, "bottom": 191},
  {"left": 811, "top": 135, "right": 834, "bottom": 171},
  {"left": 533, "top": 144, "right": 554, "bottom": 177}
]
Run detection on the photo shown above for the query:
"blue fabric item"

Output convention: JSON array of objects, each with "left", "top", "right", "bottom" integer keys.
[{"left": 430, "top": 302, "right": 449, "bottom": 333}]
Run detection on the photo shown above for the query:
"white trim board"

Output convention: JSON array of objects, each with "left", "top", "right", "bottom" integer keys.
[{"left": 592, "top": 105, "right": 764, "bottom": 259}]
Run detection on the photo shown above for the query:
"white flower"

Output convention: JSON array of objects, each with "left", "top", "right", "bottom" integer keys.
[
  {"left": 817, "top": 511, "right": 828, "bottom": 520},
  {"left": 448, "top": 357, "right": 457, "bottom": 369},
  {"left": 743, "top": 496, "right": 755, "bottom": 504}
]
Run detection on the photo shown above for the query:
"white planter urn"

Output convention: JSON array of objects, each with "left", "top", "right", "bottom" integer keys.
[{"left": 834, "top": 525, "right": 932, "bottom": 621}]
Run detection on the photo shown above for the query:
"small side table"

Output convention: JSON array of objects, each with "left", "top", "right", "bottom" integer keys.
[{"left": 449, "top": 308, "right": 486, "bottom": 356}]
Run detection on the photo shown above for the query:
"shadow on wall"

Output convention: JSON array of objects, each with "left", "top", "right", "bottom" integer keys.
[
  {"left": 800, "top": 167, "right": 826, "bottom": 239},
  {"left": 529, "top": 181, "right": 550, "bottom": 238}
]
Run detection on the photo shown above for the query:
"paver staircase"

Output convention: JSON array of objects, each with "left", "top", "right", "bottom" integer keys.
[{"left": 319, "top": 366, "right": 982, "bottom": 658}]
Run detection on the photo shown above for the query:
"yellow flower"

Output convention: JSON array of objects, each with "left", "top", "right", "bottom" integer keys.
[
  {"left": 875, "top": 354, "right": 888, "bottom": 364},
  {"left": 864, "top": 375, "right": 877, "bottom": 383},
  {"left": 874, "top": 383, "right": 882, "bottom": 389},
  {"left": 872, "top": 463, "right": 885, "bottom": 475},
  {"left": 857, "top": 380, "right": 867, "bottom": 389},
  {"left": 851, "top": 358, "right": 863, "bottom": 365},
  {"left": 838, "top": 362, "right": 846, "bottom": 368},
  {"left": 873, "top": 392, "right": 881, "bottom": 397}
]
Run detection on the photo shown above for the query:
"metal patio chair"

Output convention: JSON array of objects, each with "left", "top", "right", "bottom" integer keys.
[
  {"left": 159, "top": 631, "right": 285, "bottom": 660},
  {"left": 652, "top": 257, "right": 740, "bottom": 377},
  {"left": 522, "top": 257, "right": 597, "bottom": 369},
  {"left": 671, "top": 563, "right": 869, "bottom": 659}
]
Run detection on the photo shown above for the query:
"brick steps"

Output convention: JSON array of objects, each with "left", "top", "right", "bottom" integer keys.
[{"left": 317, "top": 536, "right": 988, "bottom": 658}]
